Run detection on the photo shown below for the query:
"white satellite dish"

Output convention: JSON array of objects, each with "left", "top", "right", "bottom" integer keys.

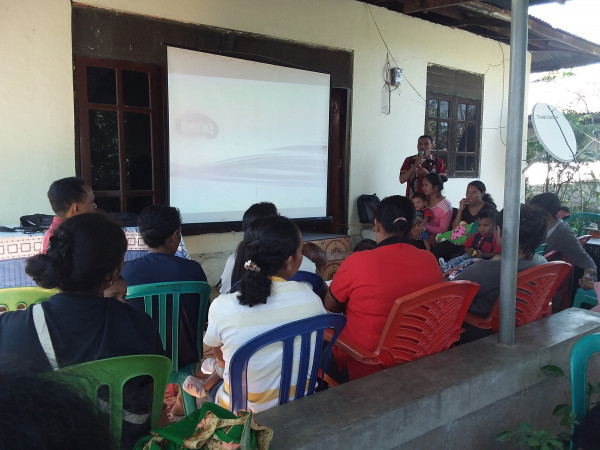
[{"left": 531, "top": 103, "right": 577, "bottom": 163}]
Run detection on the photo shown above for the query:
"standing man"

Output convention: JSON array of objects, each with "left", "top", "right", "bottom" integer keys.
[
  {"left": 41, "top": 177, "right": 97, "bottom": 253},
  {"left": 399, "top": 135, "right": 446, "bottom": 198}
]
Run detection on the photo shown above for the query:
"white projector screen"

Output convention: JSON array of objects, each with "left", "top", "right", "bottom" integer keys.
[{"left": 167, "top": 47, "right": 331, "bottom": 224}]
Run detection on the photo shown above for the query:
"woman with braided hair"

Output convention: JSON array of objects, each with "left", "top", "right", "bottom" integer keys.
[{"left": 202, "top": 214, "right": 326, "bottom": 413}]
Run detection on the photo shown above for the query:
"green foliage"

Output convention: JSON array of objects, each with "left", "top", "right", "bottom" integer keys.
[
  {"left": 541, "top": 365, "right": 566, "bottom": 378},
  {"left": 496, "top": 365, "right": 578, "bottom": 449}
]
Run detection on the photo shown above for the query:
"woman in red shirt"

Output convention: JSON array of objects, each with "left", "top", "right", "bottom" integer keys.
[{"left": 323, "top": 195, "right": 442, "bottom": 381}]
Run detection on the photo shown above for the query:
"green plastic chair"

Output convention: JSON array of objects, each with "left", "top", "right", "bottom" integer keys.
[
  {"left": 572, "top": 287, "right": 598, "bottom": 309},
  {"left": 126, "top": 281, "right": 211, "bottom": 415},
  {"left": 0, "top": 287, "right": 58, "bottom": 312},
  {"left": 55, "top": 354, "right": 172, "bottom": 446},
  {"left": 565, "top": 212, "right": 600, "bottom": 237},
  {"left": 570, "top": 333, "right": 600, "bottom": 449}
]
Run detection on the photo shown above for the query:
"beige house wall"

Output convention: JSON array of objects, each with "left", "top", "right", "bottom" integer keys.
[{"left": 0, "top": 0, "right": 529, "bottom": 282}]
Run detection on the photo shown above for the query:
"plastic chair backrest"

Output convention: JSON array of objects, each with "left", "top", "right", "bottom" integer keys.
[
  {"left": 228, "top": 313, "right": 346, "bottom": 414},
  {"left": 0, "top": 287, "right": 58, "bottom": 312},
  {"left": 230, "top": 280, "right": 241, "bottom": 293},
  {"left": 126, "top": 281, "right": 211, "bottom": 371},
  {"left": 372, "top": 280, "right": 479, "bottom": 368},
  {"left": 572, "top": 287, "right": 599, "bottom": 309},
  {"left": 570, "top": 333, "right": 600, "bottom": 449},
  {"left": 485, "top": 261, "right": 572, "bottom": 332},
  {"left": 565, "top": 212, "right": 600, "bottom": 236},
  {"left": 55, "top": 354, "right": 171, "bottom": 445},
  {"left": 288, "top": 270, "right": 324, "bottom": 294}
]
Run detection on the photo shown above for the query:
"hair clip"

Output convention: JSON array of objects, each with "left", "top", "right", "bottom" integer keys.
[
  {"left": 393, "top": 217, "right": 407, "bottom": 224},
  {"left": 244, "top": 260, "right": 260, "bottom": 272}
]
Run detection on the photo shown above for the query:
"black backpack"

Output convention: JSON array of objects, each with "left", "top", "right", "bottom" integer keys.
[{"left": 357, "top": 194, "right": 380, "bottom": 224}]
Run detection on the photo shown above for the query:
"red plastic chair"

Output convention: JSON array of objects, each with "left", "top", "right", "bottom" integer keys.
[
  {"left": 463, "top": 261, "right": 572, "bottom": 333},
  {"left": 325, "top": 281, "right": 479, "bottom": 372}
]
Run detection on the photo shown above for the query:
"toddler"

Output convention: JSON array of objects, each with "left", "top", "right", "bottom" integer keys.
[
  {"left": 439, "top": 207, "right": 501, "bottom": 273},
  {"left": 411, "top": 193, "right": 433, "bottom": 251}
]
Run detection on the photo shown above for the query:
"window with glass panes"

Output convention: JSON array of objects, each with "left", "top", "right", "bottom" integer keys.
[
  {"left": 425, "top": 65, "right": 482, "bottom": 178},
  {"left": 75, "top": 57, "right": 165, "bottom": 213}
]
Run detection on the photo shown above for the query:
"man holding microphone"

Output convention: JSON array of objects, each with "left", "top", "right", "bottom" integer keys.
[{"left": 399, "top": 135, "right": 446, "bottom": 198}]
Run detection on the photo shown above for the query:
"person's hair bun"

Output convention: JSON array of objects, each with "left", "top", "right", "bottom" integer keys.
[
  {"left": 25, "top": 254, "right": 62, "bottom": 289},
  {"left": 440, "top": 174, "right": 448, "bottom": 183}
]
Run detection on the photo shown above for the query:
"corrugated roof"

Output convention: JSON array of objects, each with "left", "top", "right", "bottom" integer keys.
[{"left": 357, "top": 0, "right": 600, "bottom": 72}]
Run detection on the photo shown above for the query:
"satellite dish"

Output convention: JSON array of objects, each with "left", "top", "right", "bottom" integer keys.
[{"left": 531, "top": 103, "right": 577, "bottom": 163}]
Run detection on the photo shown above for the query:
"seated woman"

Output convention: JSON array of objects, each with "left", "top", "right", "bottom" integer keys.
[
  {"left": 0, "top": 213, "right": 161, "bottom": 366},
  {"left": 121, "top": 205, "right": 207, "bottom": 368},
  {"left": 220, "top": 202, "right": 317, "bottom": 293},
  {"left": 203, "top": 214, "right": 326, "bottom": 413},
  {"left": 454, "top": 205, "right": 548, "bottom": 343},
  {"left": 0, "top": 213, "right": 163, "bottom": 447},
  {"left": 434, "top": 179, "right": 497, "bottom": 260},
  {"left": 324, "top": 195, "right": 442, "bottom": 382},
  {"left": 529, "top": 192, "right": 597, "bottom": 305},
  {"left": 422, "top": 173, "right": 452, "bottom": 248}
]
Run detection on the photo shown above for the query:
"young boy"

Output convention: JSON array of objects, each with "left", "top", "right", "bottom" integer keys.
[
  {"left": 439, "top": 207, "right": 501, "bottom": 273},
  {"left": 41, "top": 177, "right": 97, "bottom": 253},
  {"left": 411, "top": 192, "right": 433, "bottom": 251}
]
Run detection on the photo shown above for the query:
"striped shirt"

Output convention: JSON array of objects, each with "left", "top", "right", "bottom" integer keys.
[{"left": 204, "top": 279, "right": 326, "bottom": 412}]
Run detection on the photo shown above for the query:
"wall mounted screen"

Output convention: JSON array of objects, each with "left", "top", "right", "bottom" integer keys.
[{"left": 167, "top": 47, "right": 331, "bottom": 224}]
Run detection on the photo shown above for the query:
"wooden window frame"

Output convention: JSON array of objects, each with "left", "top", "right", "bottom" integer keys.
[
  {"left": 425, "top": 66, "right": 483, "bottom": 178},
  {"left": 74, "top": 56, "right": 165, "bottom": 212}
]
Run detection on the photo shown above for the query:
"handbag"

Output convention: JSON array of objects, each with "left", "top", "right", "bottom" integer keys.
[{"left": 134, "top": 402, "right": 273, "bottom": 450}]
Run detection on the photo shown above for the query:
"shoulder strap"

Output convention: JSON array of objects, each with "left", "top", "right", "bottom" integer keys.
[{"left": 32, "top": 304, "right": 59, "bottom": 371}]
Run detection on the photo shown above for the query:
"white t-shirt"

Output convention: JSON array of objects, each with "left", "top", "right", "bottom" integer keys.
[
  {"left": 204, "top": 280, "right": 326, "bottom": 412},
  {"left": 219, "top": 253, "right": 317, "bottom": 294}
]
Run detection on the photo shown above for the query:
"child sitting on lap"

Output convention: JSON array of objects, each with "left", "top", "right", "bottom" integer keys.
[
  {"left": 440, "top": 207, "right": 500, "bottom": 274},
  {"left": 411, "top": 193, "right": 433, "bottom": 251}
]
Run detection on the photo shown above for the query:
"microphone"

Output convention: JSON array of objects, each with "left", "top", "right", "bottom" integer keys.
[{"left": 418, "top": 150, "right": 424, "bottom": 157}]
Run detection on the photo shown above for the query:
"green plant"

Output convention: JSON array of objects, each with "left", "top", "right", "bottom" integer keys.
[{"left": 496, "top": 365, "right": 582, "bottom": 449}]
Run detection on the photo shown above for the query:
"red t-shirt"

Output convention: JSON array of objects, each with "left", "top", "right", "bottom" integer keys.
[
  {"left": 463, "top": 232, "right": 501, "bottom": 254},
  {"left": 329, "top": 239, "right": 442, "bottom": 380},
  {"left": 41, "top": 216, "right": 64, "bottom": 254}
]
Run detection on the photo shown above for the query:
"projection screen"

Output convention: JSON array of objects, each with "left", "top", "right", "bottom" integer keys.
[{"left": 167, "top": 47, "right": 331, "bottom": 224}]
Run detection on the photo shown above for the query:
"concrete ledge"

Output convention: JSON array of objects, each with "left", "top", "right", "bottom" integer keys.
[{"left": 255, "top": 309, "right": 600, "bottom": 449}]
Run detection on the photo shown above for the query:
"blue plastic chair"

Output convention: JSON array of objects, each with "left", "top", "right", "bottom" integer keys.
[
  {"left": 228, "top": 313, "right": 346, "bottom": 414},
  {"left": 126, "top": 281, "right": 211, "bottom": 415},
  {"left": 230, "top": 280, "right": 241, "bottom": 293},
  {"left": 570, "top": 333, "right": 600, "bottom": 449},
  {"left": 230, "top": 271, "right": 324, "bottom": 295},
  {"left": 572, "top": 287, "right": 598, "bottom": 309},
  {"left": 289, "top": 270, "right": 324, "bottom": 295}
]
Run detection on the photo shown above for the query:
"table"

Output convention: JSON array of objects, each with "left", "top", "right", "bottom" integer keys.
[{"left": 0, "top": 227, "right": 190, "bottom": 288}]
